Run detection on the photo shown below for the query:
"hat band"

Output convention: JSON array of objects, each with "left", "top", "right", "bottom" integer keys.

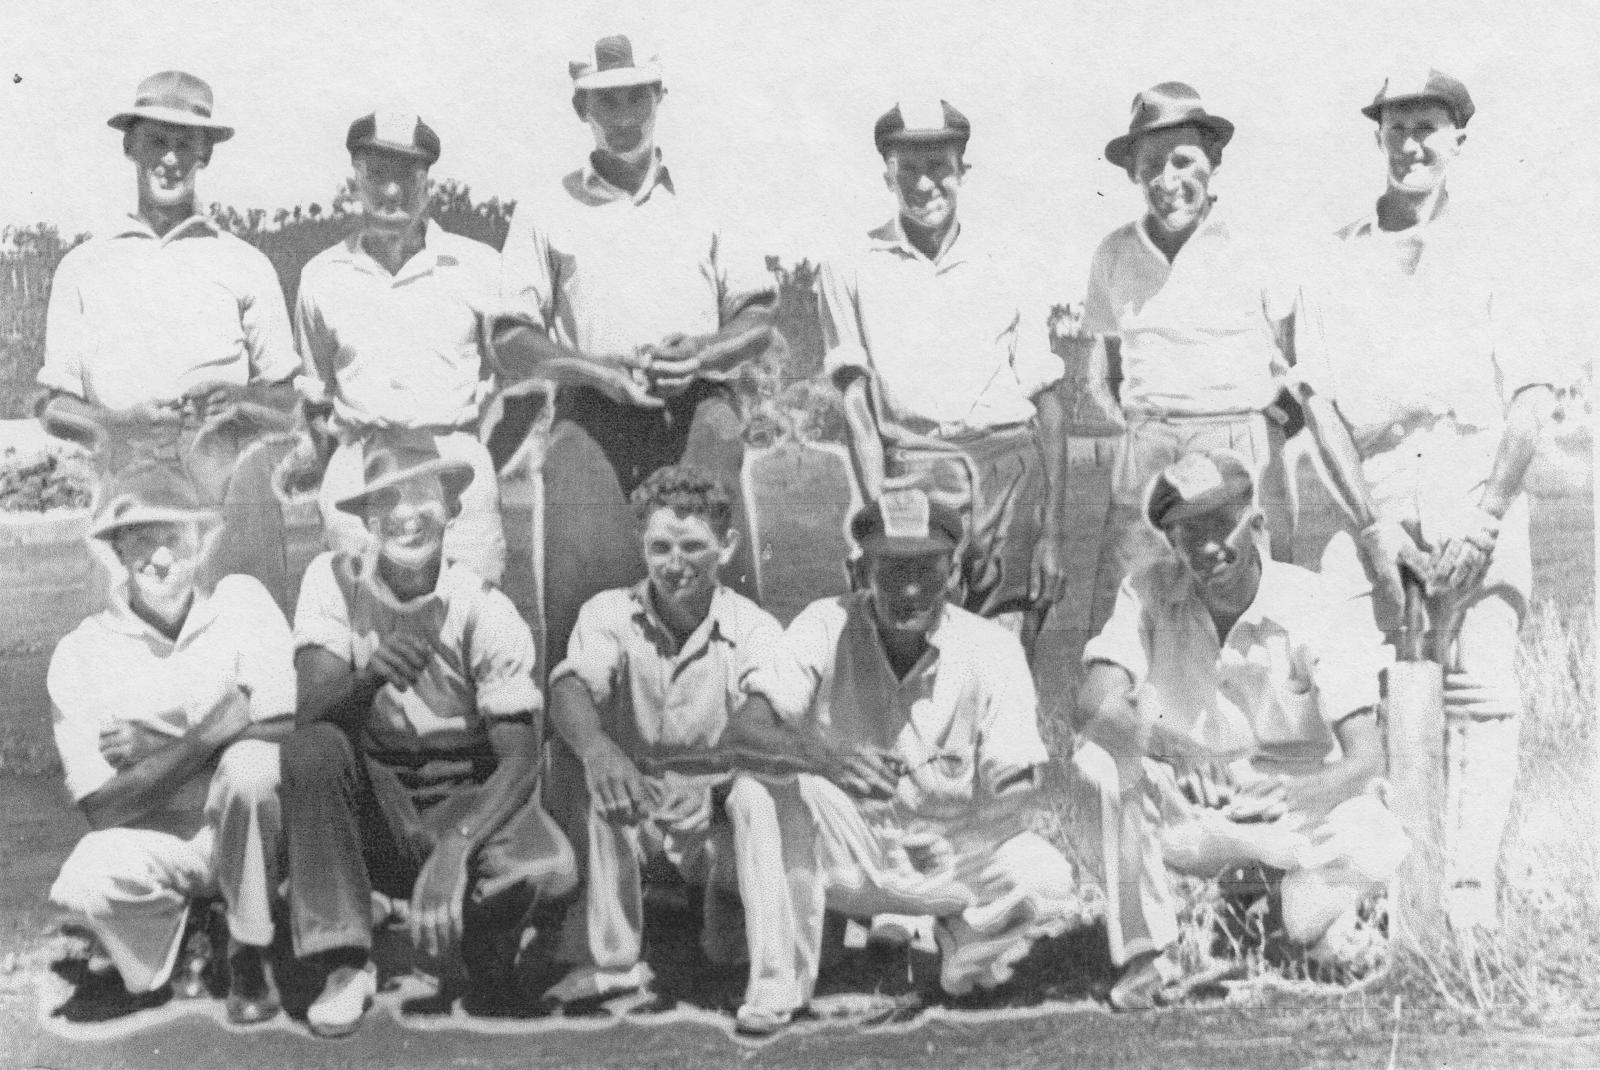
[{"left": 134, "top": 93, "right": 213, "bottom": 118}]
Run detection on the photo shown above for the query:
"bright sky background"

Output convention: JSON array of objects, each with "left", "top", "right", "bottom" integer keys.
[{"left": 3, "top": 0, "right": 1597, "bottom": 298}]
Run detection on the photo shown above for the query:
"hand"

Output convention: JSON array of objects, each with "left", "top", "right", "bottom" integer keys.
[
  {"left": 583, "top": 744, "right": 660, "bottom": 824},
  {"left": 367, "top": 633, "right": 435, "bottom": 692},
  {"left": 180, "top": 380, "right": 249, "bottom": 422},
  {"left": 119, "top": 398, "right": 183, "bottom": 427},
  {"left": 823, "top": 745, "right": 901, "bottom": 800},
  {"left": 1356, "top": 519, "right": 1431, "bottom": 606},
  {"left": 1176, "top": 761, "right": 1238, "bottom": 810},
  {"left": 652, "top": 777, "right": 714, "bottom": 835},
  {"left": 900, "top": 828, "right": 955, "bottom": 876},
  {"left": 99, "top": 720, "right": 172, "bottom": 769},
  {"left": 1427, "top": 507, "right": 1499, "bottom": 597},
  {"left": 1028, "top": 531, "right": 1068, "bottom": 608},
  {"left": 409, "top": 840, "right": 471, "bottom": 961},
  {"left": 643, "top": 332, "right": 706, "bottom": 397},
  {"left": 1222, "top": 773, "right": 1288, "bottom": 824},
  {"left": 589, "top": 351, "right": 666, "bottom": 410}
]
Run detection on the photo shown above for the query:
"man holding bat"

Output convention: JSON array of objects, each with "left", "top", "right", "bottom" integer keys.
[
  {"left": 280, "top": 430, "right": 576, "bottom": 1036},
  {"left": 1071, "top": 451, "right": 1407, "bottom": 1009}
]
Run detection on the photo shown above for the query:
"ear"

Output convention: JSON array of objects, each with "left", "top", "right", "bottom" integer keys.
[
  {"left": 1247, "top": 509, "right": 1266, "bottom": 534},
  {"left": 717, "top": 526, "right": 741, "bottom": 567},
  {"left": 571, "top": 91, "right": 589, "bottom": 122}
]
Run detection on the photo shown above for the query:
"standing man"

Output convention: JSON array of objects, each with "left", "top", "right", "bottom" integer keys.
[
  {"left": 281, "top": 431, "right": 577, "bottom": 1036},
  {"left": 47, "top": 461, "right": 293, "bottom": 1025},
  {"left": 495, "top": 33, "right": 779, "bottom": 670},
  {"left": 295, "top": 110, "right": 510, "bottom": 584},
  {"left": 1081, "top": 83, "right": 1296, "bottom": 639},
  {"left": 1071, "top": 452, "right": 1406, "bottom": 1009},
  {"left": 1292, "top": 65, "right": 1559, "bottom": 933},
  {"left": 818, "top": 100, "right": 1069, "bottom": 652},
  {"left": 39, "top": 70, "right": 300, "bottom": 610}
]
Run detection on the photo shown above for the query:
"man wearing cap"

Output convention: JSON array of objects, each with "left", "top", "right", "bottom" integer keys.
[
  {"left": 39, "top": 70, "right": 300, "bottom": 610},
  {"left": 1071, "top": 450, "right": 1405, "bottom": 1009},
  {"left": 1081, "top": 82, "right": 1299, "bottom": 643},
  {"left": 818, "top": 99, "right": 1068, "bottom": 651},
  {"left": 494, "top": 33, "right": 779, "bottom": 670},
  {"left": 47, "top": 460, "right": 294, "bottom": 1024},
  {"left": 281, "top": 429, "right": 576, "bottom": 1035},
  {"left": 1290, "top": 65, "right": 1561, "bottom": 933},
  {"left": 713, "top": 488, "right": 1084, "bottom": 1011}
]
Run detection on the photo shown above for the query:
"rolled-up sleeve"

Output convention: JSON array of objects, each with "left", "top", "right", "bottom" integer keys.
[
  {"left": 48, "top": 632, "right": 115, "bottom": 802},
  {"left": 818, "top": 256, "right": 871, "bottom": 384},
  {"left": 240, "top": 248, "right": 298, "bottom": 385},
  {"left": 498, "top": 205, "right": 557, "bottom": 328},
  {"left": 1082, "top": 572, "right": 1154, "bottom": 688},
  {"left": 291, "top": 554, "right": 353, "bottom": 662},
  {"left": 975, "top": 630, "right": 1049, "bottom": 790},
  {"left": 742, "top": 600, "right": 836, "bottom": 725},
  {"left": 1304, "top": 588, "right": 1383, "bottom": 726},
  {"left": 38, "top": 250, "right": 89, "bottom": 399},
  {"left": 1080, "top": 239, "right": 1119, "bottom": 339},
  {"left": 292, "top": 265, "right": 336, "bottom": 405},
  {"left": 223, "top": 576, "right": 296, "bottom": 722},
  {"left": 548, "top": 590, "right": 628, "bottom": 708},
  {"left": 469, "top": 589, "right": 541, "bottom": 722}
]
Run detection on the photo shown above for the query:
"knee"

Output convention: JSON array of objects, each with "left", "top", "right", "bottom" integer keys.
[
  {"left": 215, "top": 739, "right": 281, "bottom": 802},
  {"left": 997, "top": 832, "right": 1076, "bottom": 895},
  {"left": 724, "top": 775, "right": 777, "bottom": 827},
  {"left": 1070, "top": 740, "right": 1119, "bottom": 796},
  {"left": 50, "top": 835, "right": 123, "bottom": 918},
  {"left": 280, "top": 722, "right": 357, "bottom": 789}
]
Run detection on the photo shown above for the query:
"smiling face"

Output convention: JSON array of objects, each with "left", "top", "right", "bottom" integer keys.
[
  {"left": 1376, "top": 99, "right": 1464, "bottom": 198},
  {"left": 885, "top": 143, "right": 965, "bottom": 237},
  {"left": 1163, "top": 504, "right": 1263, "bottom": 596},
  {"left": 641, "top": 506, "right": 736, "bottom": 626},
  {"left": 352, "top": 151, "right": 431, "bottom": 233},
  {"left": 576, "top": 83, "right": 664, "bottom": 165},
  {"left": 1131, "top": 125, "right": 1216, "bottom": 240},
  {"left": 366, "top": 475, "right": 449, "bottom": 572},
  {"left": 865, "top": 550, "right": 952, "bottom": 638},
  {"left": 113, "top": 520, "right": 203, "bottom": 623},
  {"left": 126, "top": 120, "right": 211, "bottom": 215}
]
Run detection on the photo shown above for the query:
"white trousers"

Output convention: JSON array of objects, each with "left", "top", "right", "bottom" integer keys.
[
  {"left": 318, "top": 430, "right": 506, "bottom": 585},
  {"left": 49, "top": 740, "right": 282, "bottom": 994},
  {"left": 552, "top": 775, "right": 804, "bottom": 1017},
  {"left": 771, "top": 775, "right": 1080, "bottom": 999},
  {"left": 1070, "top": 741, "right": 1409, "bottom": 965}
]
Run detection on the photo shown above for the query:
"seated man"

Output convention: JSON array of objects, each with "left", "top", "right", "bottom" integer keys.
[
  {"left": 281, "top": 430, "right": 576, "bottom": 1037},
  {"left": 48, "top": 460, "right": 293, "bottom": 1025},
  {"left": 727, "top": 489, "right": 1083, "bottom": 1009},
  {"left": 1071, "top": 451, "right": 1409, "bottom": 1010},
  {"left": 541, "top": 466, "right": 799, "bottom": 1036}
]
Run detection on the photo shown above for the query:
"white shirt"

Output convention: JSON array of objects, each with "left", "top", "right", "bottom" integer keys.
[
  {"left": 40, "top": 214, "right": 298, "bottom": 410},
  {"left": 294, "top": 221, "right": 503, "bottom": 432},
  {"left": 499, "top": 156, "right": 773, "bottom": 357},
  {"left": 745, "top": 593, "right": 1047, "bottom": 823},
  {"left": 819, "top": 219, "right": 1062, "bottom": 435},
  {"left": 49, "top": 574, "right": 294, "bottom": 808},
  {"left": 1084, "top": 558, "right": 1383, "bottom": 762},
  {"left": 1082, "top": 208, "right": 1291, "bottom": 416}
]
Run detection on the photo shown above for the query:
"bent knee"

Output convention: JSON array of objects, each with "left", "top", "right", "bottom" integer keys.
[
  {"left": 280, "top": 721, "right": 357, "bottom": 785},
  {"left": 995, "top": 832, "right": 1076, "bottom": 892},
  {"left": 50, "top": 834, "right": 133, "bottom": 917},
  {"left": 723, "top": 775, "right": 778, "bottom": 824},
  {"left": 215, "top": 739, "right": 281, "bottom": 799}
]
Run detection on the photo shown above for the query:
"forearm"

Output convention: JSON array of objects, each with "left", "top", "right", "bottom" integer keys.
[
  {"left": 547, "top": 677, "right": 623, "bottom": 761},
  {"left": 1299, "top": 391, "right": 1379, "bottom": 529},
  {"left": 80, "top": 700, "right": 246, "bottom": 831},
  {"left": 838, "top": 373, "right": 885, "bottom": 500},
  {"left": 448, "top": 721, "right": 542, "bottom": 850},
  {"left": 1034, "top": 385, "right": 1070, "bottom": 535},
  {"left": 295, "top": 665, "right": 383, "bottom": 732},
  {"left": 237, "top": 714, "right": 295, "bottom": 745},
  {"left": 1478, "top": 386, "right": 1554, "bottom": 519},
  {"left": 479, "top": 314, "right": 629, "bottom": 384}
]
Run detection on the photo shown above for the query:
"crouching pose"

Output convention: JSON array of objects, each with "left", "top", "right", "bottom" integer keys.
[
  {"left": 721, "top": 490, "right": 1083, "bottom": 1008},
  {"left": 540, "top": 466, "right": 801, "bottom": 1033},
  {"left": 1072, "top": 451, "right": 1408, "bottom": 1009},
  {"left": 48, "top": 461, "right": 293, "bottom": 1024},
  {"left": 281, "top": 430, "right": 576, "bottom": 1037}
]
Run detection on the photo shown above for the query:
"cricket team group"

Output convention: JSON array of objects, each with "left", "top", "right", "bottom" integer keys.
[{"left": 32, "top": 33, "right": 1558, "bottom": 1041}]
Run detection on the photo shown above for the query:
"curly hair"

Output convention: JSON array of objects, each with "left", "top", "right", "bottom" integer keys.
[{"left": 629, "top": 464, "right": 734, "bottom": 538}]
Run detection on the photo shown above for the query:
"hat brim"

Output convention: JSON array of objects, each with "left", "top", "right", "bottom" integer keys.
[
  {"left": 333, "top": 458, "right": 475, "bottom": 517},
  {"left": 857, "top": 535, "right": 958, "bottom": 558},
  {"left": 1105, "top": 115, "right": 1234, "bottom": 171},
  {"left": 90, "top": 504, "right": 222, "bottom": 542},
  {"left": 108, "top": 108, "right": 234, "bottom": 142},
  {"left": 1147, "top": 486, "right": 1252, "bottom": 531},
  {"left": 877, "top": 129, "right": 970, "bottom": 154},
  {"left": 349, "top": 141, "right": 438, "bottom": 165},
  {"left": 1359, "top": 93, "right": 1459, "bottom": 123},
  {"left": 573, "top": 66, "right": 663, "bottom": 90}
]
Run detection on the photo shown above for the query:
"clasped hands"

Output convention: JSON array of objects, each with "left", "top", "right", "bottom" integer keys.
[{"left": 1358, "top": 505, "right": 1500, "bottom": 608}]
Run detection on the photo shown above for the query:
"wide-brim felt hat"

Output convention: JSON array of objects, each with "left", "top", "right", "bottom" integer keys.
[
  {"left": 333, "top": 429, "right": 474, "bottom": 517},
  {"left": 107, "top": 70, "right": 234, "bottom": 142},
  {"left": 1359, "top": 63, "right": 1474, "bottom": 126},
  {"left": 1104, "top": 81, "right": 1233, "bottom": 172},
  {"left": 1144, "top": 450, "right": 1255, "bottom": 530},
  {"left": 851, "top": 488, "right": 964, "bottom": 557},
  {"left": 89, "top": 459, "right": 221, "bottom": 541},
  {"left": 570, "top": 34, "right": 663, "bottom": 90}
]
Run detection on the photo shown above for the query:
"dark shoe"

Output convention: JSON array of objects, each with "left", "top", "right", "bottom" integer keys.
[
  {"left": 225, "top": 941, "right": 282, "bottom": 1026},
  {"left": 173, "top": 902, "right": 223, "bottom": 999},
  {"left": 52, "top": 966, "right": 172, "bottom": 1023}
]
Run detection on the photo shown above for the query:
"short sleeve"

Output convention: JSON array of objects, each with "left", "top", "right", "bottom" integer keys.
[
  {"left": 38, "top": 248, "right": 89, "bottom": 399},
  {"left": 973, "top": 626, "right": 1049, "bottom": 789},
  {"left": 710, "top": 226, "right": 777, "bottom": 325},
  {"left": 468, "top": 587, "right": 541, "bottom": 721},
  {"left": 239, "top": 244, "right": 299, "bottom": 385},
  {"left": 548, "top": 590, "right": 629, "bottom": 708},
  {"left": 292, "top": 261, "right": 335, "bottom": 404},
  {"left": 48, "top": 631, "right": 116, "bottom": 801},
  {"left": 291, "top": 553, "right": 353, "bottom": 662},
  {"left": 818, "top": 256, "right": 870, "bottom": 383},
  {"left": 741, "top": 598, "right": 838, "bottom": 724},
  {"left": 1080, "top": 239, "right": 1119, "bottom": 338},
  {"left": 1082, "top": 570, "right": 1154, "bottom": 687},
  {"left": 498, "top": 203, "right": 557, "bottom": 328},
  {"left": 732, "top": 604, "right": 785, "bottom": 694},
  {"left": 1302, "top": 584, "right": 1383, "bottom": 726},
  {"left": 216, "top": 575, "right": 296, "bottom": 722}
]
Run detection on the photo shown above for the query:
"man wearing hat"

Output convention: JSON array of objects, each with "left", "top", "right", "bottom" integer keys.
[
  {"left": 817, "top": 99, "right": 1069, "bottom": 653},
  {"left": 1289, "top": 64, "right": 1561, "bottom": 933},
  {"left": 494, "top": 32, "right": 779, "bottom": 672},
  {"left": 712, "top": 487, "right": 1084, "bottom": 1014},
  {"left": 47, "top": 460, "right": 294, "bottom": 1024},
  {"left": 281, "top": 429, "right": 576, "bottom": 1035},
  {"left": 39, "top": 70, "right": 300, "bottom": 610},
  {"left": 1070, "top": 450, "right": 1405, "bottom": 1009},
  {"left": 1080, "top": 82, "right": 1300, "bottom": 648}
]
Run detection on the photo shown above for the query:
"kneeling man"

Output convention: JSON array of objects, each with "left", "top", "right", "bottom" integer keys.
[
  {"left": 49, "top": 461, "right": 293, "bottom": 1024},
  {"left": 542, "top": 466, "right": 799, "bottom": 1034},
  {"left": 1072, "top": 451, "right": 1408, "bottom": 1009},
  {"left": 731, "top": 490, "right": 1083, "bottom": 1006},
  {"left": 282, "top": 430, "right": 576, "bottom": 1036}
]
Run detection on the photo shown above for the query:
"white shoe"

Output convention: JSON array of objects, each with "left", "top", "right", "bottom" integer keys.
[
  {"left": 734, "top": 1004, "right": 794, "bottom": 1037},
  {"left": 307, "top": 963, "right": 376, "bottom": 1039}
]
